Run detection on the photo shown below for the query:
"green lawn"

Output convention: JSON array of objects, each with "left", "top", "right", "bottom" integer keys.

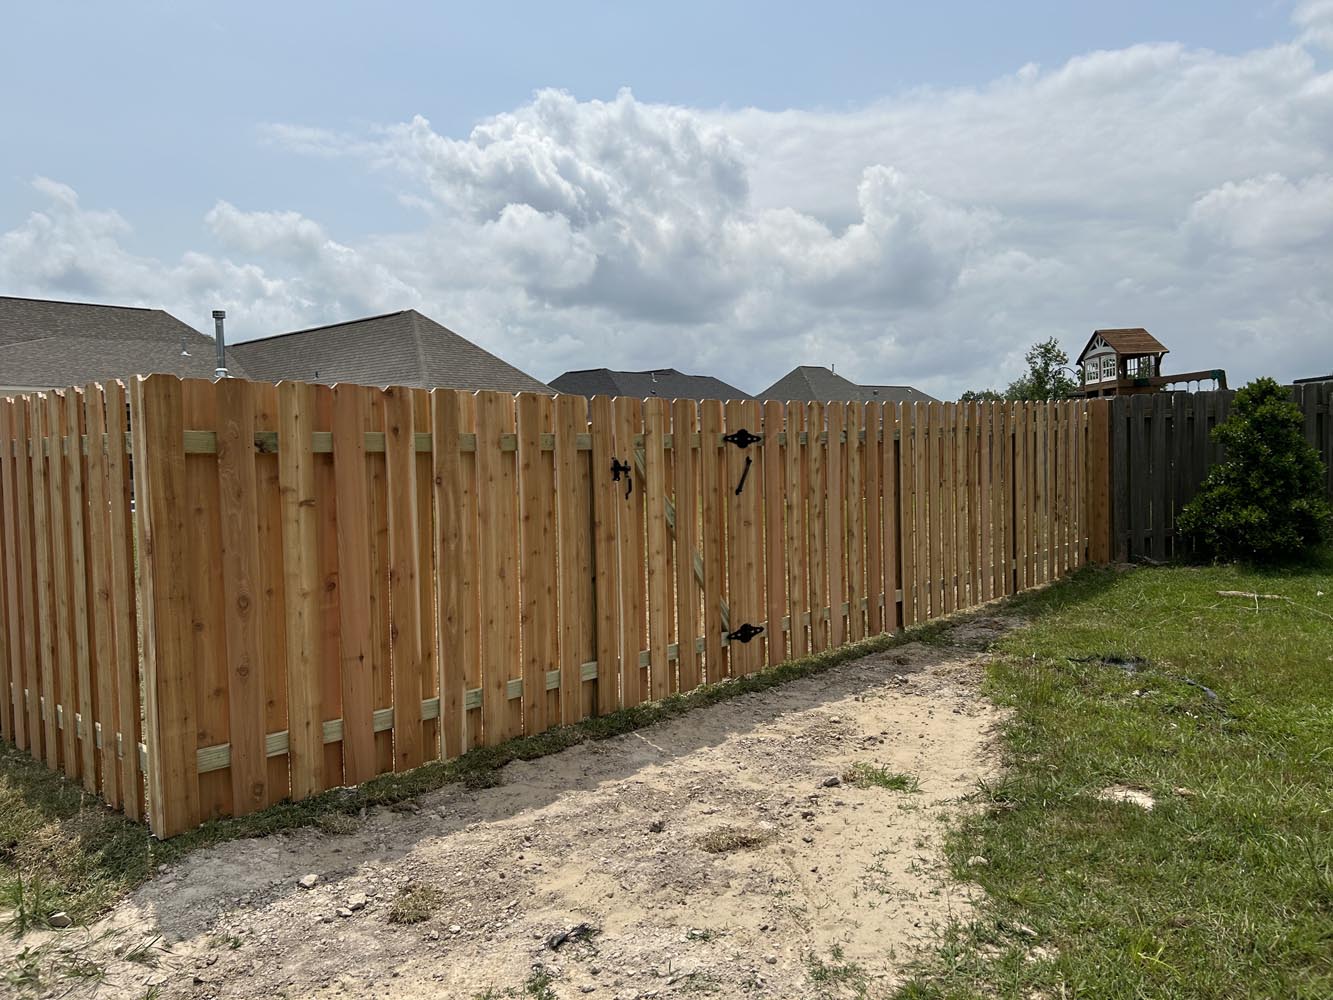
[{"left": 897, "top": 554, "right": 1333, "bottom": 999}]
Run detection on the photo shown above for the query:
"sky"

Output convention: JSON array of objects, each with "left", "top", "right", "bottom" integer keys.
[{"left": 1, "top": 1, "right": 1331, "bottom": 398}]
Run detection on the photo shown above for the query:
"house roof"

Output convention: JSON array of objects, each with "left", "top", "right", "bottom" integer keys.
[
  {"left": 230, "top": 310, "right": 552, "bottom": 393},
  {"left": 549, "top": 367, "right": 751, "bottom": 401},
  {"left": 757, "top": 366, "right": 937, "bottom": 404},
  {"left": 0, "top": 295, "right": 244, "bottom": 386},
  {"left": 1077, "top": 327, "right": 1169, "bottom": 364},
  {"left": 1293, "top": 374, "right": 1332, "bottom": 385}
]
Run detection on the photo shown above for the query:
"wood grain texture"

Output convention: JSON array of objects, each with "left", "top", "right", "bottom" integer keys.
[
  {"left": 556, "top": 394, "right": 593, "bottom": 720},
  {"left": 762, "top": 400, "right": 787, "bottom": 666},
  {"left": 278, "top": 380, "right": 324, "bottom": 797},
  {"left": 825, "top": 403, "right": 846, "bottom": 647},
  {"left": 845, "top": 402, "right": 865, "bottom": 642},
  {"left": 215, "top": 378, "right": 267, "bottom": 814},
  {"left": 671, "top": 398, "right": 701, "bottom": 692},
  {"left": 784, "top": 402, "right": 809, "bottom": 658},
  {"left": 700, "top": 399, "right": 727, "bottom": 677},
  {"left": 384, "top": 386, "right": 424, "bottom": 767},
  {"left": 132, "top": 376, "right": 199, "bottom": 836},
  {"left": 588, "top": 395, "right": 621, "bottom": 713},
  {"left": 331, "top": 384, "right": 377, "bottom": 782},
  {"left": 476, "top": 391, "right": 522, "bottom": 743},
  {"left": 432, "top": 388, "right": 467, "bottom": 755},
  {"left": 642, "top": 398, "right": 671, "bottom": 699}
]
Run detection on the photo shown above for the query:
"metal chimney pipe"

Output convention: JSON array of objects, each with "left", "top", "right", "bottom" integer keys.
[{"left": 211, "top": 309, "right": 229, "bottom": 380}]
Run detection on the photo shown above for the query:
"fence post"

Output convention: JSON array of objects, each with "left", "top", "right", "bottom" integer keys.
[
  {"left": 1084, "top": 400, "right": 1113, "bottom": 563},
  {"left": 132, "top": 375, "right": 200, "bottom": 837}
]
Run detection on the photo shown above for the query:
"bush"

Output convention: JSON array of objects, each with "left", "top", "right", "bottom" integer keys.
[{"left": 1177, "top": 377, "right": 1331, "bottom": 562}]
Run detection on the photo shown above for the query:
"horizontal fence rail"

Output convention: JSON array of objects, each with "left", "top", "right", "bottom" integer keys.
[
  {"left": 1108, "top": 384, "right": 1333, "bottom": 562},
  {"left": 0, "top": 376, "right": 1108, "bottom": 836}
]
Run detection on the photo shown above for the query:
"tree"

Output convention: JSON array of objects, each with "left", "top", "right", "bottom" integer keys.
[
  {"left": 960, "top": 388, "right": 1004, "bottom": 402},
  {"left": 1177, "top": 377, "right": 1331, "bottom": 562},
  {"left": 1005, "top": 338, "right": 1080, "bottom": 400}
]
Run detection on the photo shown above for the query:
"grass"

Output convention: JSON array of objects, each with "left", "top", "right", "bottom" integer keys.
[
  {"left": 807, "top": 943, "right": 871, "bottom": 998},
  {"left": 697, "top": 824, "right": 776, "bottom": 853},
  {"left": 896, "top": 552, "right": 1333, "bottom": 999},
  {"left": 386, "top": 883, "right": 443, "bottom": 925},
  {"left": 0, "top": 620, "right": 939, "bottom": 930},
  {"left": 843, "top": 762, "right": 921, "bottom": 792}
]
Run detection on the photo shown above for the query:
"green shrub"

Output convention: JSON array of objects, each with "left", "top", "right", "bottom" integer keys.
[{"left": 1177, "top": 377, "right": 1331, "bottom": 562}]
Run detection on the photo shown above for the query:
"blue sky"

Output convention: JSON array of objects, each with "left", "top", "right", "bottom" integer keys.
[{"left": 2, "top": 1, "right": 1330, "bottom": 395}]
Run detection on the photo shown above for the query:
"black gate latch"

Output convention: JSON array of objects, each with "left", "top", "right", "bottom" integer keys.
[
  {"left": 722, "top": 427, "right": 762, "bottom": 449},
  {"left": 727, "top": 622, "right": 765, "bottom": 644},
  {"left": 610, "top": 457, "right": 632, "bottom": 499}
]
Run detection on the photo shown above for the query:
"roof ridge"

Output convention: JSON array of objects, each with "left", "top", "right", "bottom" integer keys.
[
  {"left": 236, "top": 309, "right": 412, "bottom": 345},
  {"left": 0, "top": 294, "right": 161, "bottom": 314}
]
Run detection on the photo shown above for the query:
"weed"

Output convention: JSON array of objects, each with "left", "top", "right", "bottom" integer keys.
[
  {"left": 807, "top": 944, "right": 870, "bottom": 998},
  {"left": 524, "top": 967, "right": 557, "bottom": 1000},
  {"left": 314, "top": 811, "right": 363, "bottom": 836},
  {"left": 0, "top": 870, "right": 56, "bottom": 935},
  {"left": 121, "top": 935, "right": 161, "bottom": 966},
  {"left": 697, "top": 825, "right": 776, "bottom": 854},
  {"left": 387, "top": 883, "right": 444, "bottom": 924},
  {"left": 843, "top": 763, "right": 921, "bottom": 792}
]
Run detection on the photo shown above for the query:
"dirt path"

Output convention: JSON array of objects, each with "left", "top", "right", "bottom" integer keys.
[{"left": 18, "top": 616, "right": 1015, "bottom": 999}]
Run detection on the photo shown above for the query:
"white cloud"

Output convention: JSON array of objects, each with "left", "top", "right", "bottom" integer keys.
[{"left": 3, "top": 10, "right": 1332, "bottom": 396}]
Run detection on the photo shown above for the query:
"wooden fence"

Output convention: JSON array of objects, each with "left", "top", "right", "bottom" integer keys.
[
  {"left": 0, "top": 376, "right": 1107, "bottom": 836},
  {"left": 1108, "top": 384, "right": 1333, "bottom": 561}
]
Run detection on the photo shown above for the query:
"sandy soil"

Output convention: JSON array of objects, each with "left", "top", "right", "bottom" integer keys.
[{"left": 13, "top": 615, "right": 1015, "bottom": 999}]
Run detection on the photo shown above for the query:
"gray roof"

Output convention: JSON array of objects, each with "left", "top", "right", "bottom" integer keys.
[
  {"left": 230, "top": 310, "right": 552, "bottom": 393},
  {"left": 757, "top": 366, "right": 936, "bottom": 404},
  {"left": 549, "top": 367, "right": 751, "bottom": 401},
  {"left": 0, "top": 295, "right": 243, "bottom": 387}
]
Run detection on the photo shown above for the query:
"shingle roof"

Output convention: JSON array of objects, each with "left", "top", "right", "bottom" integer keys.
[
  {"left": 1078, "top": 328, "right": 1169, "bottom": 363},
  {"left": 230, "top": 310, "right": 552, "bottom": 393},
  {"left": 757, "top": 366, "right": 936, "bottom": 403},
  {"left": 549, "top": 368, "right": 751, "bottom": 401},
  {"left": 0, "top": 295, "right": 242, "bottom": 387}
]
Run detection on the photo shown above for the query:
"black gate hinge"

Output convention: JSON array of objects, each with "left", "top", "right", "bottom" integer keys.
[
  {"left": 726, "top": 622, "right": 765, "bottom": 644},
  {"left": 722, "top": 428, "right": 762, "bottom": 449}
]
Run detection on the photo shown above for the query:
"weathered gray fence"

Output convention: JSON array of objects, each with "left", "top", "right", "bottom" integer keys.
[{"left": 1109, "top": 384, "right": 1333, "bottom": 561}]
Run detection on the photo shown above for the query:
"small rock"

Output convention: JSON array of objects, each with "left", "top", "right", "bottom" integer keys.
[
  {"left": 48, "top": 911, "right": 72, "bottom": 928},
  {"left": 648, "top": 819, "right": 666, "bottom": 834},
  {"left": 1012, "top": 922, "right": 1038, "bottom": 939},
  {"left": 429, "top": 930, "right": 440, "bottom": 941},
  {"left": 801, "top": 834, "right": 813, "bottom": 844},
  {"left": 966, "top": 855, "right": 989, "bottom": 868},
  {"left": 347, "top": 893, "right": 368, "bottom": 911},
  {"left": 822, "top": 776, "right": 841, "bottom": 788},
  {"left": 581, "top": 988, "right": 596, "bottom": 995},
  {"left": 298, "top": 874, "right": 319, "bottom": 890},
  {"left": 800, "top": 810, "right": 815, "bottom": 820},
  {"left": 193, "top": 975, "right": 205, "bottom": 986},
  {"left": 321, "top": 915, "right": 334, "bottom": 924},
  {"left": 449, "top": 924, "right": 462, "bottom": 934},
  {"left": 336, "top": 907, "right": 353, "bottom": 918},
  {"left": 765, "top": 955, "right": 777, "bottom": 965}
]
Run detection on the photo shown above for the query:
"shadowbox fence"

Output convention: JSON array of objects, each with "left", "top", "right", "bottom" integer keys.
[
  {"left": 0, "top": 375, "right": 1109, "bottom": 836},
  {"left": 1109, "top": 384, "right": 1333, "bottom": 562}
]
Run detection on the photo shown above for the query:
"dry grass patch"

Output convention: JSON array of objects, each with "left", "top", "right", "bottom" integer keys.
[
  {"left": 697, "top": 824, "right": 776, "bottom": 854},
  {"left": 387, "top": 883, "right": 444, "bottom": 924}
]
